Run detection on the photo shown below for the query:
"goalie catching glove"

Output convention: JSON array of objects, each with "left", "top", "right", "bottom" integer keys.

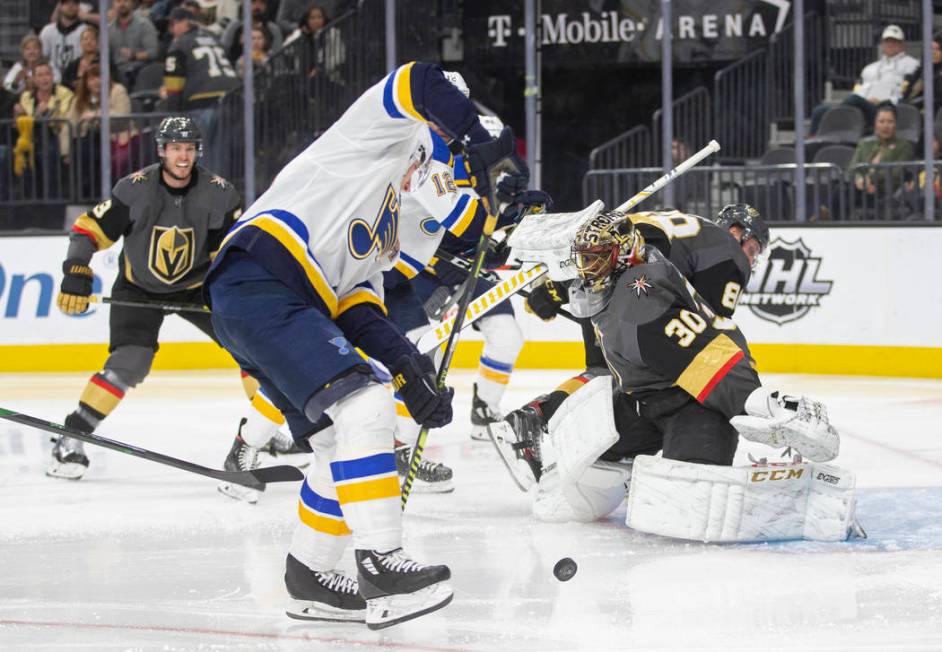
[
  {"left": 731, "top": 387, "right": 839, "bottom": 462},
  {"left": 57, "top": 258, "right": 94, "bottom": 315},
  {"left": 390, "top": 354, "right": 454, "bottom": 429}
]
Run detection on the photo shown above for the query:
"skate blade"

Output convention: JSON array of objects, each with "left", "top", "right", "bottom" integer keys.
[
  {"left": 404, "top": 478, "right": 455, "bottom": 494},
  {"left": 217, "top": 482, "right": 259, "bottom": 504},
  {"left": 285, "top": 598, "right": 366, "bottom": 623},
  {"left": 365, "top": 582, "right": 454, "bottom": 630},
  {"left": 45, "top": 462, "right": 87, "bottom": 480},
  {"left": 487, "top": 422, "right": 536, "bottom": 493}
]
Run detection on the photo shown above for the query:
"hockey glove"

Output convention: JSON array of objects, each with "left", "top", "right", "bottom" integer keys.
[
  {"left": 390, "top": 354, "right": 454, "bottom": 428},
  {"left": 429, "top": 255, "right": 468, "bottom": 287},
  {"left": 57, "top": 258, "right": 94, "bottom": 315},
  {"left": 524, "top": 279, "right": 569, "bottom": 321},
  {"left": 496, "top": 171, "right": 530, "bottom": 205},
  {"left": 731, "top": 388, "right": 839, "bottom": 462},
  {"left": 464, "top": 126, "right": 521, "bottom": 214},
  {"left": 482, "top": 239, "right": 511, "bottom": 271}
]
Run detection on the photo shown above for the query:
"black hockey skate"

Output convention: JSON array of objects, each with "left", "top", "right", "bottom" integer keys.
[
  {"left": 284, "top": 554, "right": 366, "bottom": 623},
  {"left": 46, "top": 413, "right": 92, "bottom": 480},
  {"left": 217, "top": 419, "right": 264, "bottom": 504},
  {"left": 470, "top": 383, "right": 500, "bottom": 442},
  {"left": 395, "top": 443, "right": 454, "bottom": 493},
  {"left": 355, "top": 548, "right": 453, "bottom": 630},
  {"left": 261, "top": 430, "right": 311, "bottom": 468},
  {"left": 487, "top": 405, "right": 545, "bottom": 492}
]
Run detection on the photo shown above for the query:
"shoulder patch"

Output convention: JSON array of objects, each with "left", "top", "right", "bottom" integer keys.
[
  {"left": 627, "top": 274, "right": 653, "bottom": 297},
  {"left": 129, "top": 169, "right": 148, "bottom": 184}
]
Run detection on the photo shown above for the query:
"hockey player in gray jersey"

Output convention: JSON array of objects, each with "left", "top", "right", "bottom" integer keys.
[
  {"left": 500, "top": 209, "right": 858, "bottom": 543},
  {"left": 490, "top": 204, "right": 768, "bottom": 489},
  {"left": 48, "top": 116, "right": 243, "bottom": 480}
]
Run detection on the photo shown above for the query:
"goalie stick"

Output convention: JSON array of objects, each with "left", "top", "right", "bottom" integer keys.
[
  {"left": 0, "top": 407, "right": 304, "bottom": 489},
  {"left": 90, "top": 295, "right": 211, "bottom": 314}
]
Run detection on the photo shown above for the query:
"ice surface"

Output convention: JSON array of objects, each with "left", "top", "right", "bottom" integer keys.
[{"left": 1, "top": 370, "right": 940, "bottom": 651}]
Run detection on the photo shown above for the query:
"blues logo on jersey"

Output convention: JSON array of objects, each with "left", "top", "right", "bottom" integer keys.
[{"left": 348, "top": 184, "right": 400, "bottom": 261}]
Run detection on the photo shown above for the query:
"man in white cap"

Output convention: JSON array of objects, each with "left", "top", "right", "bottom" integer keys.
[{"left": 810, "top": 24, "right": 918, "bottom": 134}]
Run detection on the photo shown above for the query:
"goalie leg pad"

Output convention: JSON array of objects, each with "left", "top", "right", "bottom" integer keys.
[
  {"left": 533, "top": 461, "right": 631, "bottom": 523},
  {"left": 626, "top": 455, "right": 859, "bottom": 542},
  {"left": 546, "top": 375, "right": 619, "bottom": 484}
]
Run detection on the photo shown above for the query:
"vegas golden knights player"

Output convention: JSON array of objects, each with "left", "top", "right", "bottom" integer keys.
[{"left": 48, "top": 116, "right": 242, "bottom": 479}]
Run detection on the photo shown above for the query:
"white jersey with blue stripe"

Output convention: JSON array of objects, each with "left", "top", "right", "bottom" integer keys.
[
  {"left": 220, "top": 62, "right": 433, "bottom": 318},
  {"left": 393, "top": 131, "right": 482, "bottom": 281}
]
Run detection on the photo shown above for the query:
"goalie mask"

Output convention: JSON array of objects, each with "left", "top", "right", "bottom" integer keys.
[{"left": 571, "top": 210, "right": 645, "bottom": 291}]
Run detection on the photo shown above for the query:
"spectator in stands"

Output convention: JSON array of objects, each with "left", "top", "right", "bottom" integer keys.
[
  {"left": 3, "top": 35, "right": 48, "bottom": 95},
  {"left": 850, "top": 104, "right": 914, "bottom": 197},
  {"left": 69, "top": 65, "right": 134, "bottom": 192},
  {"left": 900, "top": 34, "right": 942, "bottom": 110},
  {"left": 221, "top": 0, "right": 283, "bottom": 64},
  {"left": 39, "top": 0, "right": 88, "bottom": 81},
  {"left": 61, "top": 25, "right": 123, "bottom": 91},
  {"left": 14, "top": 58, "right": 74, "bottom": 190},
  {"left": 0, "top": 87, "right": 20, "bottom": 199},
  {"left": 238, "top": 26, "right": 272, "bottom": 75},
  {"left": 284, "top": 5, "right": 345, "bottom": 84},
  {"left": 810, "top": 25, "right": 919, "bottom": 135},
  {"left": 109, "top": 0, "right": 160, "bottom": 89},
  {"left": 162, "top": 7, "right": 239, "bottom": 171}
]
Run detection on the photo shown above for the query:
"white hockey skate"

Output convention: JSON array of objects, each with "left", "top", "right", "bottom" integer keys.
[
  {"left": 470, "top": 383, "right": 500, "bottom": 442},
  {"left": 46, "top": 435, "right": 89, "bottom": 480},
  {"left": 217, "top": 431, "right": 263, "bottom": 504}
]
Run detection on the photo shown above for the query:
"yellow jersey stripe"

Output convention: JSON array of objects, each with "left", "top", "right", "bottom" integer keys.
[
  {"left": 224, "top": 216, "right": 339, "bottom": 317},
  {"left": 73, "top": 214, "right": 115, "bottom": 250},
  {"left": 449, "top": 197, "right": 479, "bottom": 238},
  {"left": 395, "top": 62, "right": 425, "bottom": 122},
  {"left": 337, "top": 288, "right": 388, "bottom": 316},
  {"left": 479, "top": 365, "right": 511, "bottom": 384},
  {"left": 298, "top": 501, "right": 352, "bottom": 536},
  {"left": 334, "top": 476, "right": 401, "bottom": 504},
  {"left": 675, "top": 334, "right": 743, "bottom": 399},
  {"left": 251, "top": 391, "right": 286, "bottom": 426}
]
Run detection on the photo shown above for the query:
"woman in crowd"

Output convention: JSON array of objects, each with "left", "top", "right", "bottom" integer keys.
[
  {"left": 284, "top": 5, "right": 345, "bottom": 84},
  {"left": 68, "top": 64, "right": 133, "bottom": 193},
  {"left": 16, "top": 58, "right": 74, "bottom": 164},
  {"left": 3, "top": 34, "right": 48, "bottom": 95}
]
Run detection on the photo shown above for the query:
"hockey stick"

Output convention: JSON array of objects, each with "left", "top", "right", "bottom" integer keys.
[
  {"left": 431, "top": 249, "right": 579, "bottom": 323},
  {"left": 90, "top": 295, "right": 211, "bottom": 314},
  {"left": 401, "top": 210, "right": 500, "bottom": 508},
  {"left": 0, "top": 407, "right": 303, "bottom": 489},
  {"left": 613, "top": 140, "right": 720, "bottom": 214}
]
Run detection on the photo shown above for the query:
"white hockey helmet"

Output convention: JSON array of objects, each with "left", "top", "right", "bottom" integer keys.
[{"left": 443, "top": 70, "right": 469, "bottom": 97}]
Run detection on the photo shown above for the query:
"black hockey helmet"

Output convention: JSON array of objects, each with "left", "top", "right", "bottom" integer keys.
[
  {"left": 716, "top": 203, "right": 770, "bottom": 268},
  {"left": 156, "top": 116, "right": 203, "bottom": 158}
]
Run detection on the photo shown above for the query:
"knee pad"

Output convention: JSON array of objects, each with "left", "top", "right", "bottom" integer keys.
[
  {"left": 103, "top": 345, "right": 154, "bottom": 388},
  {"left": 303, "top": 365, "right": 375, "bottom": 423},
  {"left": 324, "top": 383, "right": 396, "bottom": 458},
  {"left": 477, "top": 313, "right": 524, "bottom": 362}
]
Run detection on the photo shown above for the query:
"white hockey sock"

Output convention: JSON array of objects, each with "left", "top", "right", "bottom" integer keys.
[
  {"left": 326, "top": 384, "right": 402, "bottom": 552},
  {"left": 239, "top": 387, "right": 284, "bottom": 448},
  {"left": 475, "top": 313, "right": 523, "bottom": 410},
  {"left": 289, "top": 426, "right": 350, "bottom": 570}
]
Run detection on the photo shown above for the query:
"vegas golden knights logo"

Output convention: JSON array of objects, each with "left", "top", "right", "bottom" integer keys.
[{"left": 149, "top": 226, "right": 195, "bottom": 284}]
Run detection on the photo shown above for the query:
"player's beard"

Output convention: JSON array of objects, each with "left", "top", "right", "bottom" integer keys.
[{"left": 162, "top": 159, "right": 193, "bottom": 183}]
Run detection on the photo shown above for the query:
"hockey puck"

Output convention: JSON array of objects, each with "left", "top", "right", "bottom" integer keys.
[{"left": 553, "top": 557, "right": 577, "bottom": 582}]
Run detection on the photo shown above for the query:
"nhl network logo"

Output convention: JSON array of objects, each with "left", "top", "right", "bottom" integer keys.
[{"left": 739, "top": 237, "right": 832, "bottom": 325}]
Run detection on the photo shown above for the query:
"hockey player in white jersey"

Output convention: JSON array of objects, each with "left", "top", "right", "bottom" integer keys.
[{"left": 204, "top": 61, "right": 518, "bottom": 629}]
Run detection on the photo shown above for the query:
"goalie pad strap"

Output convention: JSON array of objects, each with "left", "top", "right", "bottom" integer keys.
[
  {"left": 546, "top": 375, "right": 619, "bottom": 484},
  {"left": 626, "top": 455, "right": 858, "bottom": 542}
]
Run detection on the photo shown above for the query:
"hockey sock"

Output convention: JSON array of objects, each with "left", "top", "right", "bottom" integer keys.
[
  {"left": 537, "top": 372, "right": 596, "bottom": 423},
  {"left": 475, "top": 314, "right": 523, "bottom": 412},
  {"left": 290, "top": 425, "right": 351, "bottom": 571},
  {"left": 240, "top": 386, "right": 284, "bottom": 448},
  {"left": 326, "top": 384, "right": 402, "bottom": 552},
  {"left": 74, "top": 371, "right": 129, "bottom": 429},
  {"left": 240, "top": 370, "right": 260, "bottom": 401}
]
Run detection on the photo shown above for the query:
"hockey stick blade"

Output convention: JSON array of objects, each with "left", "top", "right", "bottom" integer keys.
[{"left": 0, "top": 408, "right": 304, "bottom": 489}]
